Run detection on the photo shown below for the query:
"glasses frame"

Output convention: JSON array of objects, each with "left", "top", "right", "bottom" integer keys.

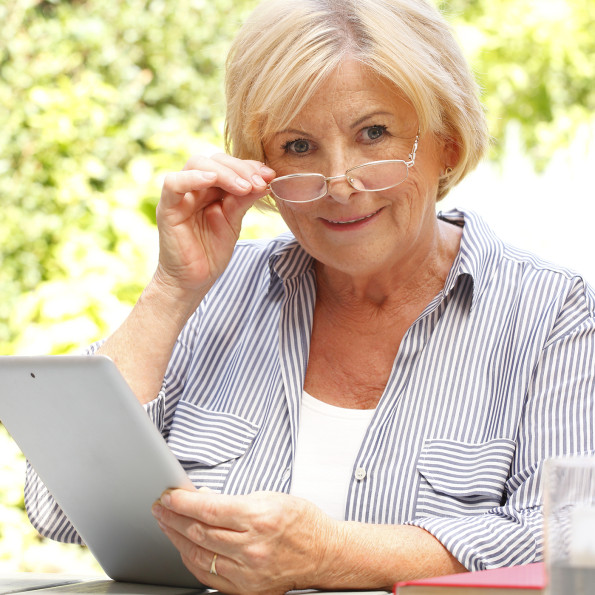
[{"left": 267, "top": 134, "right": 419, "bottom": 204}]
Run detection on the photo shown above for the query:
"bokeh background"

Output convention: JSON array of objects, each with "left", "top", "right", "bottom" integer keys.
[{"left": 1, "top": 0, "right": 594, "bottom": 575}]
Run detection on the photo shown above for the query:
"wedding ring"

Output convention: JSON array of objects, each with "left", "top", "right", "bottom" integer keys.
[{"left": 209, "top": 553, "right": 218, "bottom": 576}]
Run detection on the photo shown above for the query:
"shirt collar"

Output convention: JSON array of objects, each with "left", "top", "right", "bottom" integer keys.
[
  {"left": 439, "top": 208, "right": 504, "bottom": 311},
  {"left": 267, "top": 233, "right": 315, "bottom": 292},
  {"left": 266, "top": 209, "right": 503, "bottom": 310}
]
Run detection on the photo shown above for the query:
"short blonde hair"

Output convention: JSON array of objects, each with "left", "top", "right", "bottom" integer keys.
[{"left": 224, "top": 0, "right": 489, "bottom": 202}]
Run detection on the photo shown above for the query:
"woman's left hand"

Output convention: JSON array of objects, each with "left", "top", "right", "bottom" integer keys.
[{"left": 152, "top": 488, "right": 341, "bottom": 595}]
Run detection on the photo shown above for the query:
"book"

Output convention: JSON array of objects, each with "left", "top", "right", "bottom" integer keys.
[{"left": 393, "top": 562, "right": 546, "bottom": 594}]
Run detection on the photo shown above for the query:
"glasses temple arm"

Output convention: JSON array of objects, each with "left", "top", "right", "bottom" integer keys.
[{"left": 405, "top": 130, "right": 420, "bottom": 164}]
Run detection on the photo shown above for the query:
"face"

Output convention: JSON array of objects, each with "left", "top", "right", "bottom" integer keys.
[{"left": 262, "top": 60, "right": 454, "bottom": 279}]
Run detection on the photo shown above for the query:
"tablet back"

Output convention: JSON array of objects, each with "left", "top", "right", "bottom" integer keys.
[{"left": 0, "top": 355, "right": 205, "bottom": 590}]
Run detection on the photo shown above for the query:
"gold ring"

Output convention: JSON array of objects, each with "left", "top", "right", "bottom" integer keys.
[{"left": 209, "top": 553, "right": 218, "bottom": 576}]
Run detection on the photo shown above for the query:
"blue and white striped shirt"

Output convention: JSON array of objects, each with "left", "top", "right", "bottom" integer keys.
[{"left": 25, "top": 209, "right": 595, "bottom": 571}]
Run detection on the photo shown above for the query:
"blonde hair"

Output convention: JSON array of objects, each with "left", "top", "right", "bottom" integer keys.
[{"left": 224, "top": 0, "right": 489, "bottom": 203}]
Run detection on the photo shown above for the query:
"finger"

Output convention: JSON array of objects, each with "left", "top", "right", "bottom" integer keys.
[
  {"left": 158, "top": 523, "right": 238, "bottom": 592},
  {"left": 160, "top": 489, "right": 252, "bottom": 531},
  {"left": 162, "top": 170, "right": 217, "bottom": 196},
  {"left": 153, "top": 501, "right": 234, "bottom": 543},
  {"left": 205, "top": 152, "right": 276, "bottom": 184},
  {"left": 218, "top": 185, "right": 271, "bottom": 225},
  {"left": 158, "top": 166, "right": 263, "bottom": 218},
  {"left": 159, "top": 520, "right": 213, "bottom": 570},
  {"left": 158, "top": 170, "right": 267, "bottom": 232},
  {"left": 183, "top": 154, "right": 274, "bottom": 196},
  {"left": 152, "top": 501, "right": 256, "bottom": 567},
  {"left": 159, "top": 170, "right": 223, "bottom": 213}
]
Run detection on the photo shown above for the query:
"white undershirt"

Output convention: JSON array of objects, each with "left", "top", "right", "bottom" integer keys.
[{"left": 289, "top": 391, "right": 376, "bottom": 520}]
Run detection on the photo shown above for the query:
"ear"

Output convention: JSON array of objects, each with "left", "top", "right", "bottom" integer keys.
[{"left": 441, "top": 135, "right": 462, "bottom": 171}]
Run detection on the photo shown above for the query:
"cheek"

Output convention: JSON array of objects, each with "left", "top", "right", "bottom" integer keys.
[
  {"left": 404, "top": 166, "right": 441, "bottom": 206},
  {"left": 276, "top": 201, "right": 311, "bottom": 233}
]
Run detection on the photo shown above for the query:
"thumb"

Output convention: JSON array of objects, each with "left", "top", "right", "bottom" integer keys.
[{"left": 221, "top": 189, "right": 270, "bottom": 231}]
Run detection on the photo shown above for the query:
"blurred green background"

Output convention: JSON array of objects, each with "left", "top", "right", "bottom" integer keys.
[{"left": 1, "top": 0, "right": 594, "bottom": 575}]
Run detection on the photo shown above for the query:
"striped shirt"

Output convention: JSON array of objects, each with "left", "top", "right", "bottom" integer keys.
[{"left": 25, "top": 208, "right": 595, "bottom": 571}]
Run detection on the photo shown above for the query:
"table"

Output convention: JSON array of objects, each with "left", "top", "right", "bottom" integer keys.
[{"left": 0, "top": 574, "right": 390, "bottom": 595}]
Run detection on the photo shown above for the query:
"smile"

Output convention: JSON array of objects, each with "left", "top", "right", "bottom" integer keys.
[{"left": 324, "top": 209, "right": 382, "bottom": 225}]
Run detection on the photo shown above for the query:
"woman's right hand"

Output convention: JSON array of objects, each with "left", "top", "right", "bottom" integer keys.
[{"left": 154, "top": 154, "right": 276, "bottom": 300}]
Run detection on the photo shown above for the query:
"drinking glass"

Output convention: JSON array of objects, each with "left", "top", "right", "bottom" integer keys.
[{"left": 545, "top": 455, "right": 595, "bottom": 594}]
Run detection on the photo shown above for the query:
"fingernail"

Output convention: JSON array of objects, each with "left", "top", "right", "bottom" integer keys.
[
  {"left": 251, "top": 174, "right": 266, "bottom": 187},
  {"left": 152, "top": 503, "right": 163, "bottom": 519},
  {"left": 260, "top": 165, "right": 275, "bottom": 176},
  {"left": 161, "top": 492, "right": 172, "bottom": 507},
  {"left": 202, "top": 172, "right": 217, "bottom": 181},
  {"left": 236, "top": 177, "right": 251, "bottom": 190}
]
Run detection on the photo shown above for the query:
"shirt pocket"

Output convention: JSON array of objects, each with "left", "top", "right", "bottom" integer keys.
[
  {"left": 167, "top": 401, "right": 260, "bottom": 491},
  {"left": 416, "top": 438, "right": 516, "bottom": 517}
]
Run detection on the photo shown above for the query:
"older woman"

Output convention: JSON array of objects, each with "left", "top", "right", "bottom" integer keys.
[{"left": 26, "top": 0, "right": 595, "bottom": 593}]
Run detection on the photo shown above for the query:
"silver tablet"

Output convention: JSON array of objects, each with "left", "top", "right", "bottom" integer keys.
[{"left": 0, "top": 355, "right": 205, "bottom": 590}]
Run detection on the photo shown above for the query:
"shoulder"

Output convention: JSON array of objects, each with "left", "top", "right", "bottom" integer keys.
[
  {"left": 444, "top": 208, "right": 595, "bottom": 319},
  {"left": 498, "top": 230, "right": 595, "bottom": 318}
]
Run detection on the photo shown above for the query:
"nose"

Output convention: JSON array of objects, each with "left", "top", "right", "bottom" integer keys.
[{"left": 326, "top": 174, "right": 355, "bottom": 205}]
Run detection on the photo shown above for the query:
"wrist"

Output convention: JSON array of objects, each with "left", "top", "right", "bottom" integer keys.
[
  {"left": 311, "top": 517, "right": 349, "bottom": 589},
  {"left": 149, "top": 267, "right": 211, "bottom": 314},
  {"left": 314, "top": 521, "right": 396, "bottom": 591},
  {"left": 142, "top": 270, "right": 209, "bottom": 329}
]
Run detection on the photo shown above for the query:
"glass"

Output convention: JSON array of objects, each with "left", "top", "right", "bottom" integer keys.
[
  {"left": 268, "top": 135, "right": 419, "bottom": 203},
  {"left": 545, "top": 455, "right": 595, "bottom": 594}
]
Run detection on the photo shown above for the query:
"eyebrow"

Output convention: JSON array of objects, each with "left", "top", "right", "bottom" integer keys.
[
  {"left": 272, "top": 128, "right": 310, "bottom": 139},
  {"left": 270, "top": 111, "right": 394, "bottom": 139},
  {"left": 350, "top": 111, "right": 393, "bottom": 129}
]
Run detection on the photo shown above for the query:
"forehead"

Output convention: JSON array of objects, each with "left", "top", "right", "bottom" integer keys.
[{"left": 272, "top": 60, "right": 417, "bottom": 134}]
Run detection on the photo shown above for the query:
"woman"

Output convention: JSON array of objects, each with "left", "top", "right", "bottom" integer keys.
[{"left": 26, "top": 0, "right": 595, "bottom": 593}]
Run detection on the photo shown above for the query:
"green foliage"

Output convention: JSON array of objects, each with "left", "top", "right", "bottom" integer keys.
[
  {"left": 0, "top": 0, "right": 259, "bottom": 354},
  {"left": 441, "top": 0, "right": 595, "bottom": 167}
]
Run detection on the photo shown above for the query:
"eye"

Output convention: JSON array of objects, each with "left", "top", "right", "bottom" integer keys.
[
  {"left": 360, "top": 124, "right": 388, "bottom": 142},
  {"left": 282, "top": 138, "right": 312, "bottom": 154}
]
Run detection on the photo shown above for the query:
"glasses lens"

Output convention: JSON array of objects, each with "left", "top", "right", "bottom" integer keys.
[
  {"left": 270, "top": 175, "right": 326, "bottom": 202},
  {"left": 349, "top": 161, "right": 409, "bottom": 191}
]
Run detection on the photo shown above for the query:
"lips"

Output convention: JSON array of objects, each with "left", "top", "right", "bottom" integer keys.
[{"left": 323, "top": 208, "right": 382, "bottom": 226}]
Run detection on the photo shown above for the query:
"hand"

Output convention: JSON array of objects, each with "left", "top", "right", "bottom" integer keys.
[
  {"left": 154, "top": 154, "right": 276, "bottom": 299},
  {"left": 152, "top": 488, "right": 341, "bottom": 595}
]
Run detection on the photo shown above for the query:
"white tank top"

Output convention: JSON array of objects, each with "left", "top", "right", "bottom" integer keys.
[{"left": 289, "top": 391, "right": 376, "bottom": 520}]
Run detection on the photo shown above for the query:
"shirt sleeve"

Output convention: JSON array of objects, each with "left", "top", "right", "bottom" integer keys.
[{"left": 407, "top": 278, "right": 595, "bottom": 570}]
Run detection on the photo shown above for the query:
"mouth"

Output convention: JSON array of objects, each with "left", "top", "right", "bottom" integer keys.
[{"left": 322, "top": 208, "right": 383, "bottom": 229}]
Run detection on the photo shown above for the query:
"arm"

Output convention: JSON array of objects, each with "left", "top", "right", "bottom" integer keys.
[
  {"left": 98, "top": 155, "right": 275, "bottom": 404},
  {"left": 152, "top": 489, "right": 465, "bottom": 594},
  {"left": 408, "top": 280, "right": 595, "bottom": 570},
  {"left": 24, "top": 155, "right": 276, "bottom": 541}
]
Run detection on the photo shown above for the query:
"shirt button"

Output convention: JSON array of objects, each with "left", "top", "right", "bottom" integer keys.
[
  {"left": 354, "top": 467, "right": 367, "bottom": 481},
  {"left": 282, "top": 467, "right": 291, "bottom": 482}
]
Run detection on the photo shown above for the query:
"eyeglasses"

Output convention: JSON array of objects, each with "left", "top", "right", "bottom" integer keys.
[{"left": 267, "top": 135, "right": 419, "bottom": 203}]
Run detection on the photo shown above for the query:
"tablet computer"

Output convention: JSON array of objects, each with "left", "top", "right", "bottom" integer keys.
[{"left": 0, "top": 355, "right": 205, "bottom": 590}]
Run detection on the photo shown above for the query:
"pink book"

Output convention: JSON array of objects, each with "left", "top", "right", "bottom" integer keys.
[{"left": 393, "top": 562, "right": 546, "bottom": 594}]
